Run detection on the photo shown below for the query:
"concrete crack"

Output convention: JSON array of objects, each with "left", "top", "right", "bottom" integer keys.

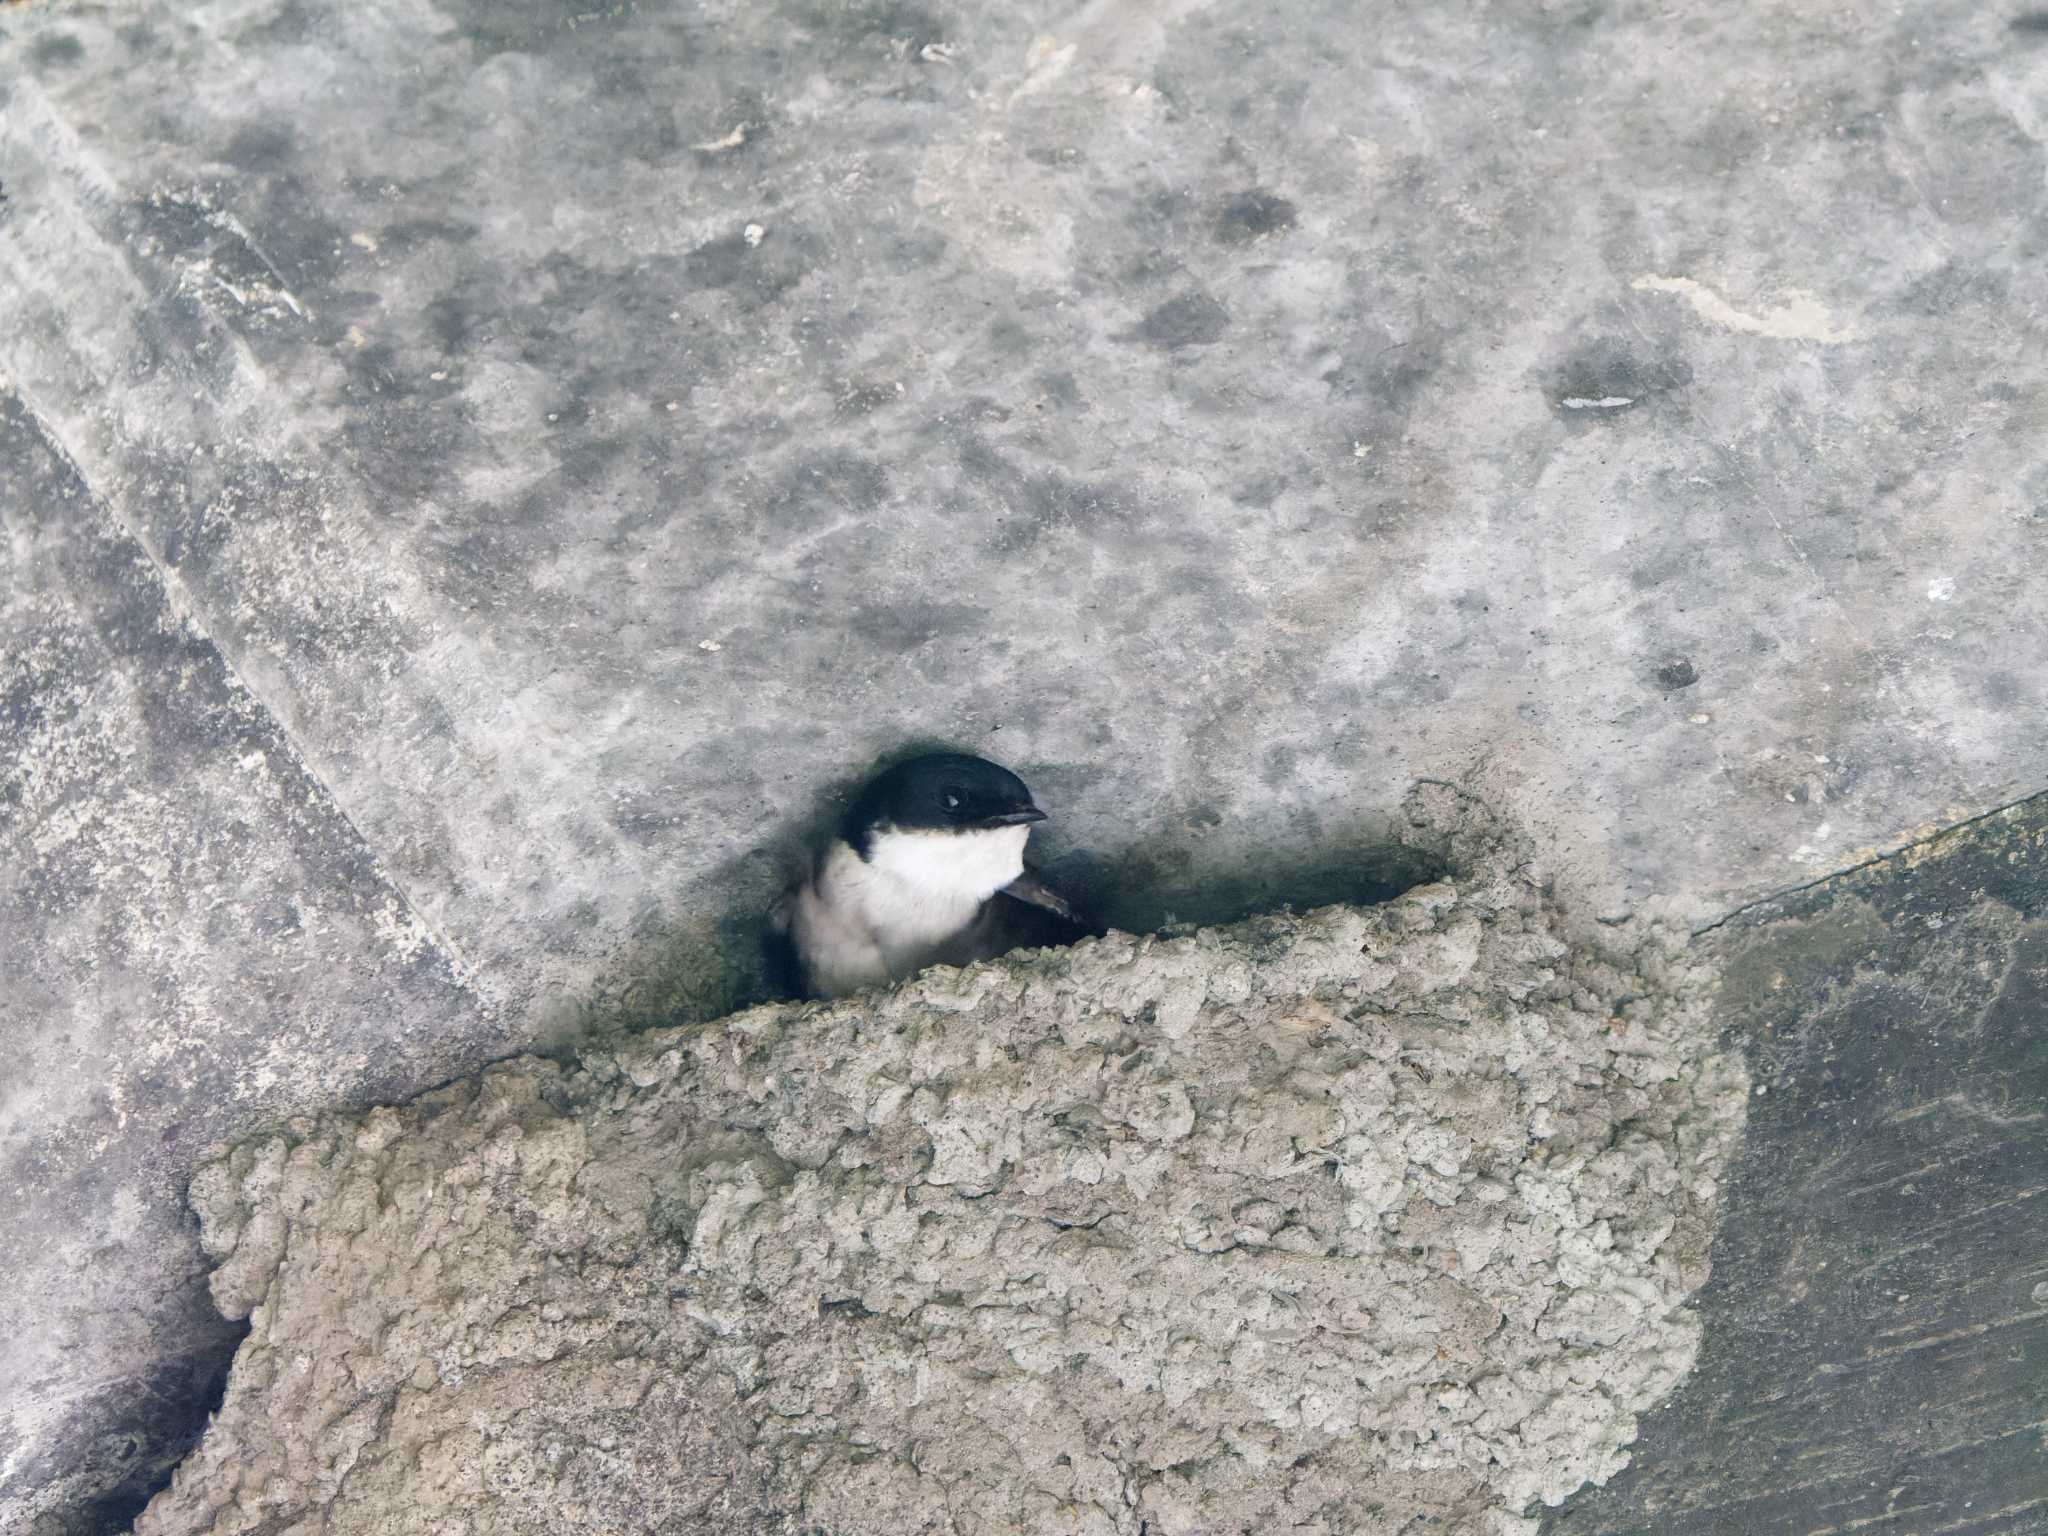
[
  {"left": 1690, "top": 787, "right": 2048, "bottom": 938},
  {"left": 2, "top": 382, "right": 489, "bottom": 1009}
]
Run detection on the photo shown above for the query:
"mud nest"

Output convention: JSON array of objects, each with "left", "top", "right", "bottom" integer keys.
[{"left": 138, "top": 787, "right": 1745, "bottom": 1536}]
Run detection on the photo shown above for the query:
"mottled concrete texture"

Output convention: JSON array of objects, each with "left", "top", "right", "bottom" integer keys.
[{"left": 1, "top": 0, "right": 2044, "bottom": 1528}]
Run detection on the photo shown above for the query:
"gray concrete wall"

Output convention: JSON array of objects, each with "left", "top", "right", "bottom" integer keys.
[{"left": 2, "top": 0, "right": 2045, "bottom": 1528}]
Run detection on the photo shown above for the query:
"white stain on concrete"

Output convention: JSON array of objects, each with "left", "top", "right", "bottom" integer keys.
[
  {"left": 1632, "top": 274, "right": 1859, "bottom": 343},
  {"left": 1561, "top": 395, "right": 1634, "bottom": 410},
  {"left": 690, "top": 123, "right": 748, "bottom": 152},
  {"left": 209, "top": 207, "right": 310, "bottom": 319},
  {"left": 370, "top": 898, "right": 435, "bottom": 964},
  {"left": 1926, "top": 575, "right": 1956, "bottom": 602},
  {"left": 1010, "top": 34, "right": 1078, "bottom": 100}
]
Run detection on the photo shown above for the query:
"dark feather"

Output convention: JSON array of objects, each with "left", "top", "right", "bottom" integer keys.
[
  {"left": 1000, "top": 866, "right": 1087, "bottom": 928},
  {"left": 974, "top": 863, "right": 1099, "bottom": 958},
  {"left": 761, "top": 892, "right": 807, "bottom": 1000}
]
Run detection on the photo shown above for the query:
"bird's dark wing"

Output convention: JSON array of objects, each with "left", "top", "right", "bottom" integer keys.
[
  {"left": 760, "top": 890, "right": 809, "bottom": 1000},
  {"left": 1000, "top": 866, "right": 1090, "bottom": 929},
  {"left": 988, "top": 863, "right": 1100, "bottom": 956},
  {"left": 929, "top": 865, "right": 1096, "bottom": 973}
]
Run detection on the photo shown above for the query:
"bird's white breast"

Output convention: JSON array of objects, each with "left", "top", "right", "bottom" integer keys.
[{"left": 794, "top": 825, "right": 1029, "bottom": 997}]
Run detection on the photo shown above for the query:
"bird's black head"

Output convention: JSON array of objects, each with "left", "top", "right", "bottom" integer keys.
[{"left": 843, "top": 752, "right": 1046, "bottom": 852}]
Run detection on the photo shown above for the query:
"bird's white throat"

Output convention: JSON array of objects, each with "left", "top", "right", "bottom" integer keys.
[{"left": 864, "top": 823, "right": 1030, "bottom": 909}]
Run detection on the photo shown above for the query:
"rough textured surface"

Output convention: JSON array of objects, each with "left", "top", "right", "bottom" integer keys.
[
  {"left": 1548, "top": 793, "right": 2048, "bottom": 1536},
  {"left": 0, "top": 394, "right": 498, "bottom": 1532},
  {"left": 4, "top": 0, "right": 2046, "bottom": 1523},
  {"left": 135, "top": 793, "right": 1744, "bottom": 1536}
]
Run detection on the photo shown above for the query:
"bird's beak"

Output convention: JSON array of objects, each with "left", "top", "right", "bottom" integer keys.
[{"left": 984, "top": 806, "right": 1047, "bottom": 827}]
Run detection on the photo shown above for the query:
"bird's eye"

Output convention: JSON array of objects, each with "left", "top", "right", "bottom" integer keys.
[{"left": 942, "top": 789, "right": 963, "bottom": 810}]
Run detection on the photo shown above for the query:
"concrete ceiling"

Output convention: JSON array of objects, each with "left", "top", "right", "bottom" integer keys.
[{"left": 3, "top": 0, "right": 2043, "bottom": 1526}]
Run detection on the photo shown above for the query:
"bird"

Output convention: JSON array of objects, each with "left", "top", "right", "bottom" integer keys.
[{"left": 766, "top": 751, "right": 1093, "bottom": 1000}]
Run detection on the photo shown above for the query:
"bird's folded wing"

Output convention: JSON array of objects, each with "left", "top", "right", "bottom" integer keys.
[
  {"left": 1000, "top": 867, "right": 1086, "bottom": 927},
  {"left": 761, "top": 889, "right": 807, "bottom": 999}
]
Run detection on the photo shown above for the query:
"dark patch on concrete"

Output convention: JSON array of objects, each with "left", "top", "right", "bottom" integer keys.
[
  {"left": 557, "top": 913, "right": 746, "bottom": 1050},
  {"left": 985, "top": 316, "right": 1032, "bottom": 356},
  {"left": 556, "top": 431, "right": 640, "bottom": 493},
  {"left": 233, "top": 0, "right": 330, "bottom": 49},
  {"left": 1368, "top": 642, "right": 1457, "bottom": 708},
  {"left": 1010, "top": 467, "right": 1133, "bottom": 546},
  {"left": 1978, "top": 669, "right": 2020, "bottom": 708},
  {"left": 1622, "top": 548, "right": 1687, "bottom": 593},
  {"left": 834, "top": 378, "right": 903, "bottom": 416},
  {"left": 431, "top": 0, "right": 604, "bottom": 58},
  {"left": 2021, "top": 462, "right": 2048, "bottom": 522},
  {"left": 1546, "top": 337, "right": 1693, "bottom": 418},
  {"left": 1261, "top": 742, "right": 1297, "bottom": 788},
  {"left": 1233, "top": 473, "right": 1286, "bottom": 507},
  {"left": 1653, "top": 657, "right": 1699, "bottom": 690},
  {"left": 1906, "top": 105, "right": 2045, "bottom": 227},
  {"left": 1036, "top": 370, "right": 1081, "bottom": 409},
  {"left": 1896, "top": 259, "right": 2007, "bottom": 316},
  {"left": 1215, "top": 187, "right": 1296, "bottom": 243},
  {"left": 30, "top": 32, "right": 84, "bottom": 68},
  {"left": 951, "top": 431, "right": 1007, "bottom": 483},
  {"left": 1548, "top": 797, "right": 2048, "bottom": 1536},
  {"left": 847, "top": 600, "right": 985, "bottom": 651},
  {"left": 943, "top": 395, "right": 1012, "bottom": 429},
  {"left": 767, "top": 450, "right": 890, "bottom": 532},
  {"left": 797, "top": 0, "right": 942, "bottom": 44},
  {"left": 1127, "top": 181, "right": 1201, "bottom": 245},
  {"left": 220, "top": 121, "right": 294, "bottom": 172},
  {"left": 1124, "top": 289, "right": 1230, "bottom": 349},
  {"left": 1115, "top": 243, "right": 1191, "bottom": 291},
  {"left": 687, "top": 231, "right": 772, "bottom": 289},
  {"left": 1319, "top": 335, "right": 1440, "bottom": 422},
  {"left": 2014, "top": 9, "right": 2048, "bottom": 32},
  {"left": 377, "top": 216, "right": 483, "bottom": 250},
  {"left": 421, "top": 290, "right": 486, "bottom": 354},
  {"left": 686, "top": 226, "right": 815, "bottom": 308},
  {"left": 1524, "top": 0, "right": 1606, "bottom": 34}
]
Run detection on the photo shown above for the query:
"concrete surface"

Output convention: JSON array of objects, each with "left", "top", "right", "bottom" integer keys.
[
  {"left": 1, "top": 0, "right": 2044, "bottom": 1527},
  {"left": 0, "top": 396, "right": 498, "bottom": 1528}
]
